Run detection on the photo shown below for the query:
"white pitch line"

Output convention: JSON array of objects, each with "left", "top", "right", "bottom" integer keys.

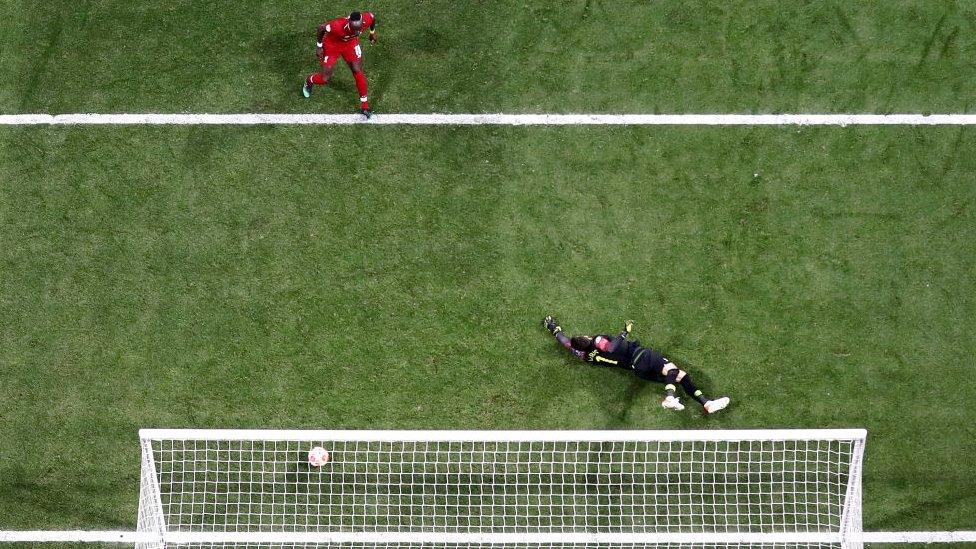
[
  {"left": 1, "top": 113, "right": 976, "bottom": 126},
  {"left": 3, "top": 530, "right": 976, "bottom": 544}
]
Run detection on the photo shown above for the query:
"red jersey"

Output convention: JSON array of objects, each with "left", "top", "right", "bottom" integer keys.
[{"left": 322, "top": 12, "right": 375, "bottom": 46}]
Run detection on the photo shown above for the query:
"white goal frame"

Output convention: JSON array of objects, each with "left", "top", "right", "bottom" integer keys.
[{"left": 137, "top": 428, "right": 867, "bottom": 548}]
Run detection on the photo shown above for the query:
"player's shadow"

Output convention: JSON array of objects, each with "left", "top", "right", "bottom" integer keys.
[
  {"left": 254, "top": 30, "right": 353, "bottom": 111},
  {"left": 604, "top": 376, "right": 652, "bottom": 428},
  {"left": 278, "top": 451, "right": 661, "bottom": 512},
  {"left": 403, "top": 26, "right": 448, "bottom": 54},
  {"left": 180, "top": 448, "right": 740, "bottom": 528},
  {"left": 259, "top": 30, "right": 310, "bottom": 93},
  {"left": 866, "top": 477, "right": 976, "bottom": 529},
  {"left": 562, "top": 356, "right": 651, "bottom": 428}
]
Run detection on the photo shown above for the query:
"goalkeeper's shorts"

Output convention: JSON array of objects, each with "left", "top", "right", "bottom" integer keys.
[{"left": 632, "top": 348, "right": 670, "bottom": 382}]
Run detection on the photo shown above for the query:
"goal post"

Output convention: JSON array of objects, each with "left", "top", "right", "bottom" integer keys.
[
  {"left": 136, "top": 428, "right": 867, "bottom": 548},
  {"left": 136, "top": 437, "right": 166, "bottom": 549}
]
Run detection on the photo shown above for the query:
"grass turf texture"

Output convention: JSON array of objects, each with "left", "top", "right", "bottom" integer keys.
[
  {"left": 1, "top": 1, "right": 975, "bottom": 114},
  {"left": 1, "top": 126, "right": 975, "bottom": 537},
  {"left": 2, "top": 0, "right": 976, "bottom": 544}
]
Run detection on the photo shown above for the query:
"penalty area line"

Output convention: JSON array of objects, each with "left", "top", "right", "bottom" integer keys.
[{"left": 1, "top": 113, "right": 976, "bottom": 126}]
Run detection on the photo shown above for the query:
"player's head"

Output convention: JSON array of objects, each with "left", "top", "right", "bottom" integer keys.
[
  {"left": 570, "top": 335, "right": 611, "bottom": 352},
  {"left": 349, "top": 11, "right": 364, "bottom": 31},
  {"left": 570, "top": 336, "right": 593, "bottom": 352}
]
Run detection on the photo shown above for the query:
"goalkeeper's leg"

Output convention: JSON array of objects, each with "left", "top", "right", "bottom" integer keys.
[{"left": 662, "top": 364, "right": 729, "bottom": 414}]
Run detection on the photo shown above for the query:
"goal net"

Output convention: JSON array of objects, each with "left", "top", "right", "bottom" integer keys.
[{"left": 136, "top": 429, "right": 866, "bottom": 549}]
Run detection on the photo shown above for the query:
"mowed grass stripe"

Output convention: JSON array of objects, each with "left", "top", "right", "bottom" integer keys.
[
  {"left": 1, "top": 2, "right": 975, "bottom": 114},
  {"left": 3, "top": 113, "right": 976, "bottom": 125}
]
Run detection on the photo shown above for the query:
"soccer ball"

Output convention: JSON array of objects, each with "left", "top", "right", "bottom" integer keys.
[{"left": 308, "top": 446, "right": 330, "bottom": 467}]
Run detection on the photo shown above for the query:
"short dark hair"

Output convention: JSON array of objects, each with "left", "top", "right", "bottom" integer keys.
[
  {"left": 349, "top": 11, "right": 362, "bottom": 21},
  {"left": 570, "top": 336, "right": 593, "bottom": 351}
]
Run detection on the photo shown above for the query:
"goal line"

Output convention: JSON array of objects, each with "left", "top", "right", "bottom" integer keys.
[
  {"left": 2, "top": 113, "right": 976, "bottom": 126},
  {"left": 3, "top": 530, "right": 976, "bottom": 544}
]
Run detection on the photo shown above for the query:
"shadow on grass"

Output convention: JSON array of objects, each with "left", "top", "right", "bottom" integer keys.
[
  {"left": 252, "top": 30, "right": 354, "bottom": 112},
  {"left": 259, "top": 30, "right": 308, "bottom": 93},
  {"left": 603, "top": 376, "right": 653, "bottom": 428},
  {"left": 2, "top": 479, "right": 130, "bottom": 528},
  {"left": 868, "top": 479, "right": 976, "bottom": 530},
  {"left": 19, "top": 12, "right": 64, "bottom": 112}
]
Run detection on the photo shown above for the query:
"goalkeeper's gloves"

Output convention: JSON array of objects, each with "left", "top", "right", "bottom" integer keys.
[
  {"left": 543, "top": 315, "right": 562, "bottom": 335},
  {"left": 619, "top": 319, "right": 633, "bottom": 338}
]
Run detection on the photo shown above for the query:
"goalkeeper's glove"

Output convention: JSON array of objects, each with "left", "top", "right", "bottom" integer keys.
[
  {"left": 619, "top": 319, "right": 633, "bottom": 338},
  {"left": 543, "top": 315, "right": 562, "bottom": 335}
]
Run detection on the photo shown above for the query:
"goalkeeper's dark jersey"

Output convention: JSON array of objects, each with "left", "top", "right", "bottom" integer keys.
[{"left": 581, "top": 335, "right": 642, "bottom": 370}]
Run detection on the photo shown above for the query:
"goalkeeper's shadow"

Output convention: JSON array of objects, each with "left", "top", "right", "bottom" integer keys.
[{"left": 603, "top": 375, "right": 652, "bottom": 428}]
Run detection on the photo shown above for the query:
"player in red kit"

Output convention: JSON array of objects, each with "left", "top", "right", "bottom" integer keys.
[{"left": 302, "top": 11, "right": 377, "bottom": 119}]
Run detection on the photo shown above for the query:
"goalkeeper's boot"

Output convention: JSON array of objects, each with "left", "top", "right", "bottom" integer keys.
[
  {"left": 704, "top": 396, "right": 731, "bottom": 414},
  {"left": 361, "top": 108, "right": 373, "bottom": 120},
  {"left": 302, "top": 81, "right": 313, "bottom": 98},
  {"left": 661, "top": 395, "right": 685, "bottom": 411}
]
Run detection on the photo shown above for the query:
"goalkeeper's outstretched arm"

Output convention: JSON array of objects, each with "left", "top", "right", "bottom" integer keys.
[{"left": 543, "top": 315, "right": 586, "bottom": 360}]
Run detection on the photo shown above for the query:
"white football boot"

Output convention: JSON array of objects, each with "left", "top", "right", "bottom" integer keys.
[
  {"left": 661, "top": 395, "right": 685, "bottom": 411},
  {"left": 704, "top": 396, "right": 731, "bottom": 414}
]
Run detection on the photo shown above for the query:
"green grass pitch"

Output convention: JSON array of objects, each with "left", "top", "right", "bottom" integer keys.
[{"left": 2, "top": 0, "right": 976, "bottom": 545}]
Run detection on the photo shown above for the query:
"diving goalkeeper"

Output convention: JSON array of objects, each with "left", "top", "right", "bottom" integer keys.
[{"left": 543, "top": 315, "right": 730, "bottom": 414}]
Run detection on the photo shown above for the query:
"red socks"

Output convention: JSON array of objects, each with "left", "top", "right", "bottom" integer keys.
[
  {"left": 353, "top": 71, "right": 369, "bottom": 109},
  {"left": 306, "top": 71, "right": 369, "bottom": 109},
  {"left": 306, "top": 73, "right": 327, "bottom": 87}
]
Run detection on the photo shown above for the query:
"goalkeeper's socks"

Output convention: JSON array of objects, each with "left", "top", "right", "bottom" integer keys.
[
  {"left": 664, "top": 384, "right": 677, "bottom": 398},
  {"left": 679, "top": 377, "right": 710, "bottom": 405},
  {"left": 353, "top": 71, "right": 369, "bottom": 109}
]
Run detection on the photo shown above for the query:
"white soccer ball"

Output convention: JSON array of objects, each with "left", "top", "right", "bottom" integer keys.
[{"left": 308, "top": 446, "right": 330, "bottom": 467}]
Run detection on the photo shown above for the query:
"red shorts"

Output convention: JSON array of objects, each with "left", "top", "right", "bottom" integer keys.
[{"left": 320, "top": 41, "right": 362, "bottom": 68}]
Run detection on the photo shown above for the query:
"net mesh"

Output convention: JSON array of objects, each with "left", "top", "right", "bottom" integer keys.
[
  {"left": 140, "top": 437, "right": 858, "bottom": 535},
  {"left": 170, "top": 542, "right": 843, "bottom": 549}
]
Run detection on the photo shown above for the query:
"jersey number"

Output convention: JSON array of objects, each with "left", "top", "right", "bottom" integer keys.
[
  {"left": 354, "top": 45, "right": 362, "bottom": 58},
  {"left": 594, "top": 355, "right": 618, "bottom": 365}
]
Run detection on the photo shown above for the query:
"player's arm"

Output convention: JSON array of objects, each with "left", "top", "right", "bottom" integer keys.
[
  {"left": 544, "top": 316, "right": 586, "bottom": 361},
  {"left": 315, "top": 22, "right": 331, "bottom": 56},
  {"left": 366, "top": 12, "right": 377, "bottom": 43}
]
